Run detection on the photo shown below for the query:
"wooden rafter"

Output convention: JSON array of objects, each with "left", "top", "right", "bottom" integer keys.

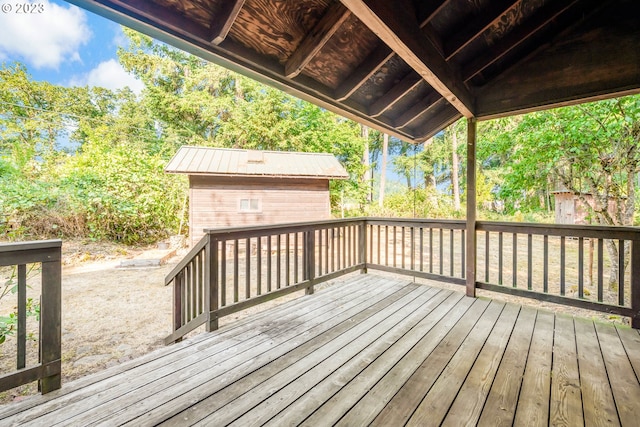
[
  {"left": 462, "top": 0, "right": 580, "bottom": 82},
  {"left": 370, "top": 73, "right": 422, "bottom": 117},
  {"left": 334, "top": 0, "right": 450, "bottom": 101},
  {"left": 394, "top": 92, "right": 444, "bottom": 128},
  {"left": 210, "top": 0, "right": 246, "bottom": 45},
  {"left": 444, "top": 0, "right": 522, "bottom": 61},
  {"left": 285, "top": 3, "right": 351, "bottom": 78},
  {"left": 107, "top": 0, "right": 211, "bottom": 41},
  {"left": 342, "top": 0, "right": 475, "bottom": 117}
]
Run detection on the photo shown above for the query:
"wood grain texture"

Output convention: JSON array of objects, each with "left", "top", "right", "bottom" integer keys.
[
  {"left": 549, "top": 315, "right": 583, "bottom": 427},
  {"left": 596, "top": 322, "right": 640, "bottom": 427},
  {"left": 574, "top": 318, "right": 620, "bottom": 427},
  {"left": 477, "top": 306, "right": 537, "bottom": 427},
  {"left": 2, "top": 274, "right": 638, "bottom": 426}
]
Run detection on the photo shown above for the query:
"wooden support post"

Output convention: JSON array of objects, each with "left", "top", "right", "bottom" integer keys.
[
  {"left": 359, "top": 221, "right": 368, "bottom": 274},
  {"left": 305, "top": 230, "right": 316, "bottom": 295},
  {"left": 206, "top": 235, "right": 219, "bottom": 332},
  {"left": 39, "top": 250, "right": 61, "bottom": 394},
  {"left": 465, "top": 117, "right": 477, "bottom": 297},
  {"left": 631, "top": 239, "right": 640, "bottom": 329}
]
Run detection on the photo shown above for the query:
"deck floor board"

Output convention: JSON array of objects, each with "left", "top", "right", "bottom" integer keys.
[{"left": 0, "top": 273, "right": 638, "bottom": 427}]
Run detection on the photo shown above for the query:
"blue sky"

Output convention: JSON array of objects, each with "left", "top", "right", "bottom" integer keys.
[{"left": 0, "top": 0, "right": 143, "bottom": 92}]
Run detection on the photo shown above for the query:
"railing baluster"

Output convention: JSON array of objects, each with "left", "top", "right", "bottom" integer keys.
[
  {"left": 246, "top": 238, "right": 251, "bottom": 298},
  {"left": 578, "top": 237, "right": 584, "bottom": 298},
  {"left": 544, "top": 235, "right": 548, "bottom": 293},
  {"left": 17, "top": 264, "right": 26, "bottom": 370},
  {"left": 498, "top": 232, "right": 503, "bottom": 285},
  {"left": 429, "top": 228, "right": 433, "bottom": 273},
  {"left": 449, "top": 229, "right": 454, "bottom": 277},
  {"left": 485, "top": 231, "right": 490, "bottom": 282},
  {"left": 512, "top": 233, "right": 517, "bottom": 288},
  {"left": 221, "top": 240, "right": 227, "bottom": 306},
  {"left": 325, "top": 229, "right": 329, "bottom": 274},
  {"left": 266, "top": 235, "right": 271, "bottom": 294},
  {"left": 233, "top": 240, "right": 239, "bottom": 302},
  {"left": 257, "top": 237, "right": 262, "bottom": 296},
  {"left": 631, "top": 239, "right": 640, "bottom": 328},
  {"left": 286, "top": 233, "right": 291, "bottom": 286},
  {"left": 527, "top": 234, "right": 532, "bottom": 291},
  {"left": 597, "top": 238, "right": 603, "bottom": 302},
  {"left": 461, "top": 229, "right": 465, "bottom": 278},
  {"left": 410, "top": 227, "right": 415, "bottom": 271},
  {"left": 277, "top": 234, "right": 282, "bottom": 289},
  {"left": 419, "top": 227, "right": 424, "bottom": 272},
  {"left": 619, "top": 239, "right": 625, "bottom": 306},
  {"left": 385, "top": 226, "right": 389, "bottom": 266},
  {"left": 560, "top": 236, "right": 566, "bottom": 296},
  {"left": 439, "top": 228, "right": 443, "bottom": 275},
  {"left": 402, "top": 226, "right": 406, "bottom": 269}
]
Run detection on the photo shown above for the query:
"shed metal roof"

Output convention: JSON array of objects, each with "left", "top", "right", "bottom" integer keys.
[{"left": 165, "top": 146, "right": 350, "bottom": 179}]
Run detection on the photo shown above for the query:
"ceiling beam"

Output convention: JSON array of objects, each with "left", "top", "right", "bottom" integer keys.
[
  {"left": 285, "top": 3, "right": 351, "bottom": 78},
  {"left": 210, "top": 0, "right": 246, "bottom": 45},
  {"left": 342, "top": 0, "right": 475, "bottom": 117},
  {"left": 334, "top": 0, "right": 450, "bottom": 101},
  {"left": 461, "top": 0, "right": 579, "bottom": 82},
  {"left": 370, "top": 73, "right": 422, "bottom": 117},
  {"left": 394, "top": 92, "right": 444, "bottom": 128},
  {"left": 444, "top": 0, "right": 521, "bottom": 61}
]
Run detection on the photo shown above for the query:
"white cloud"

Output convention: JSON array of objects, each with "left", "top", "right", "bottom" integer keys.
[
  {"left": 0, "top": 1, "right": 91, "bottom": 69},
  {"left": 70, "top": 59, "right": 144, "bottom": 93}
]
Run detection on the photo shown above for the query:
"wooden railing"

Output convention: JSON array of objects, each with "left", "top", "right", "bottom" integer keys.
[
  {"left": 365, "top": 218, "right": 467, "bottom": 285},
  {"left": 164, "top": 219, "right": 365, "bottom": 344},
  {"left": 0, "top": 240, "right": 62, "bottom": 394},
  {"left": 166, "top": 218, "right": 640, "bottom": 343},
  {"left": 476, "top": 221, "right": 640, "bottom": 327}
]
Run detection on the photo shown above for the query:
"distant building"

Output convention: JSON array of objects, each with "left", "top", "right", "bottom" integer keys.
[
  {"left": 551, "top": 189, "right": 618, "bottom": 225},
  {"left": 165, "top": 146, "right": 349, "bottom": 246}
]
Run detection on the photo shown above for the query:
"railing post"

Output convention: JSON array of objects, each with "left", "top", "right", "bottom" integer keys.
[
  {"left": 173, "top": 272, "right": 184, "bottom": 343},
  {"left": 39, "top": 248, "right": 61, "bottom": 394},
  {"left": 305, "top": 230, "right": 316, "bottom": 295},
  {"left": 631, "top": 239, "right": 640, "bottom": 329},
  {"left": 465, "top": 117, "right": 477, "bottom": 297},
  {"left": 206, "top": 235, "right": 219, "bottom": 331},
  {"left": 359, "top": 221, "right": 368, "bottom": 274}
]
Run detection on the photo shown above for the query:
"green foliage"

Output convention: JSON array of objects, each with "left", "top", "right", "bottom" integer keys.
[{"left": 0, "top": 266, "right": 40, "bottom": 345}]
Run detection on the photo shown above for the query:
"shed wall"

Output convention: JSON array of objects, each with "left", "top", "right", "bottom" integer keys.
[{"left": 189, "top": 175, "right": 331, "bottom": 246}]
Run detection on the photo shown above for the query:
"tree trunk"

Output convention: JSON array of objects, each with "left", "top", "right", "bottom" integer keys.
[
  {"left": 362, "top": 125, "right": 372, "bottom": 204},
  {"left": 452, "top": 129, "right": 460, "bottom": 211},
  {"left": 379, "top": 133, "right": 388, "bottom": 208}
]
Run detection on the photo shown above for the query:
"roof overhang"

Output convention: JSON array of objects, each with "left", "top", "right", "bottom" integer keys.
[{"left": 65, "top": 0, "right": 640, "bottom": 143}]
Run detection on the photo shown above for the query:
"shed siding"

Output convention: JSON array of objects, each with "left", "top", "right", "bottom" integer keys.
[{"left": 189, "top": 176, "right": 331, "bottom": 245}]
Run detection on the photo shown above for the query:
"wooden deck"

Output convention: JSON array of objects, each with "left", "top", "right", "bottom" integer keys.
[{"left": 1, "top": 274, "right": 639, "bottom": 426}]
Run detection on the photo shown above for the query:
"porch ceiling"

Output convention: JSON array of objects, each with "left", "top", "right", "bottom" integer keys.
[{"left": 65, "top": 0, "right": 640, "bottom": 142}]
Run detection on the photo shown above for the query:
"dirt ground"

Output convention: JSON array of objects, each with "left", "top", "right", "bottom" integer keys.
[{"left": 0, "top": 240, "right": 181, "bottom": 403}]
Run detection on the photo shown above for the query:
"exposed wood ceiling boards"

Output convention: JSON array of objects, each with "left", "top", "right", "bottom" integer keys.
[
  {"left": 461, "top": 0, "right": 579, "bottom": 83},
  {"left": 394, "top": 92, "right": 444, "bottom": 128},
  {"left": 475, "top": 0, "right": 640, "bottom": 119},
  {"left": 66, "top": 0, "right": 640, "bottom": 143},
  {"left": 334, "top": 0, "right": 449, "bottom": 102},
  {"left": 108, "top": 0, "right": 211, "bottom": 40},
  {"left": 285, "top": 3, "right": 351, "bottom": 78},
  {"left": 342, "top": 0, "right": 474, "bottom": 118},
  {"left": 443, "top": 0, "right": 521, "bottom": 61},
  {"left": 370, "top": 73, "right": 423, "bottom": 117},
  {"left": 210, "top": 0, "right": 246, "bottom": 44}
]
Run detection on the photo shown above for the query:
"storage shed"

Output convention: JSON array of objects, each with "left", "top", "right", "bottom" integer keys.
[
  {"left": 552, "top": 190, "right": 619, "bottom": 225},
  {"left": 165, "top": 146, "right": 349, "bottom": 246}
]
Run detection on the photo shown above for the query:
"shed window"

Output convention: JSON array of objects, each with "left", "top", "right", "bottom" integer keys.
[{"left": 239, "top": 198, "right": 260, "bottom": 212}]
